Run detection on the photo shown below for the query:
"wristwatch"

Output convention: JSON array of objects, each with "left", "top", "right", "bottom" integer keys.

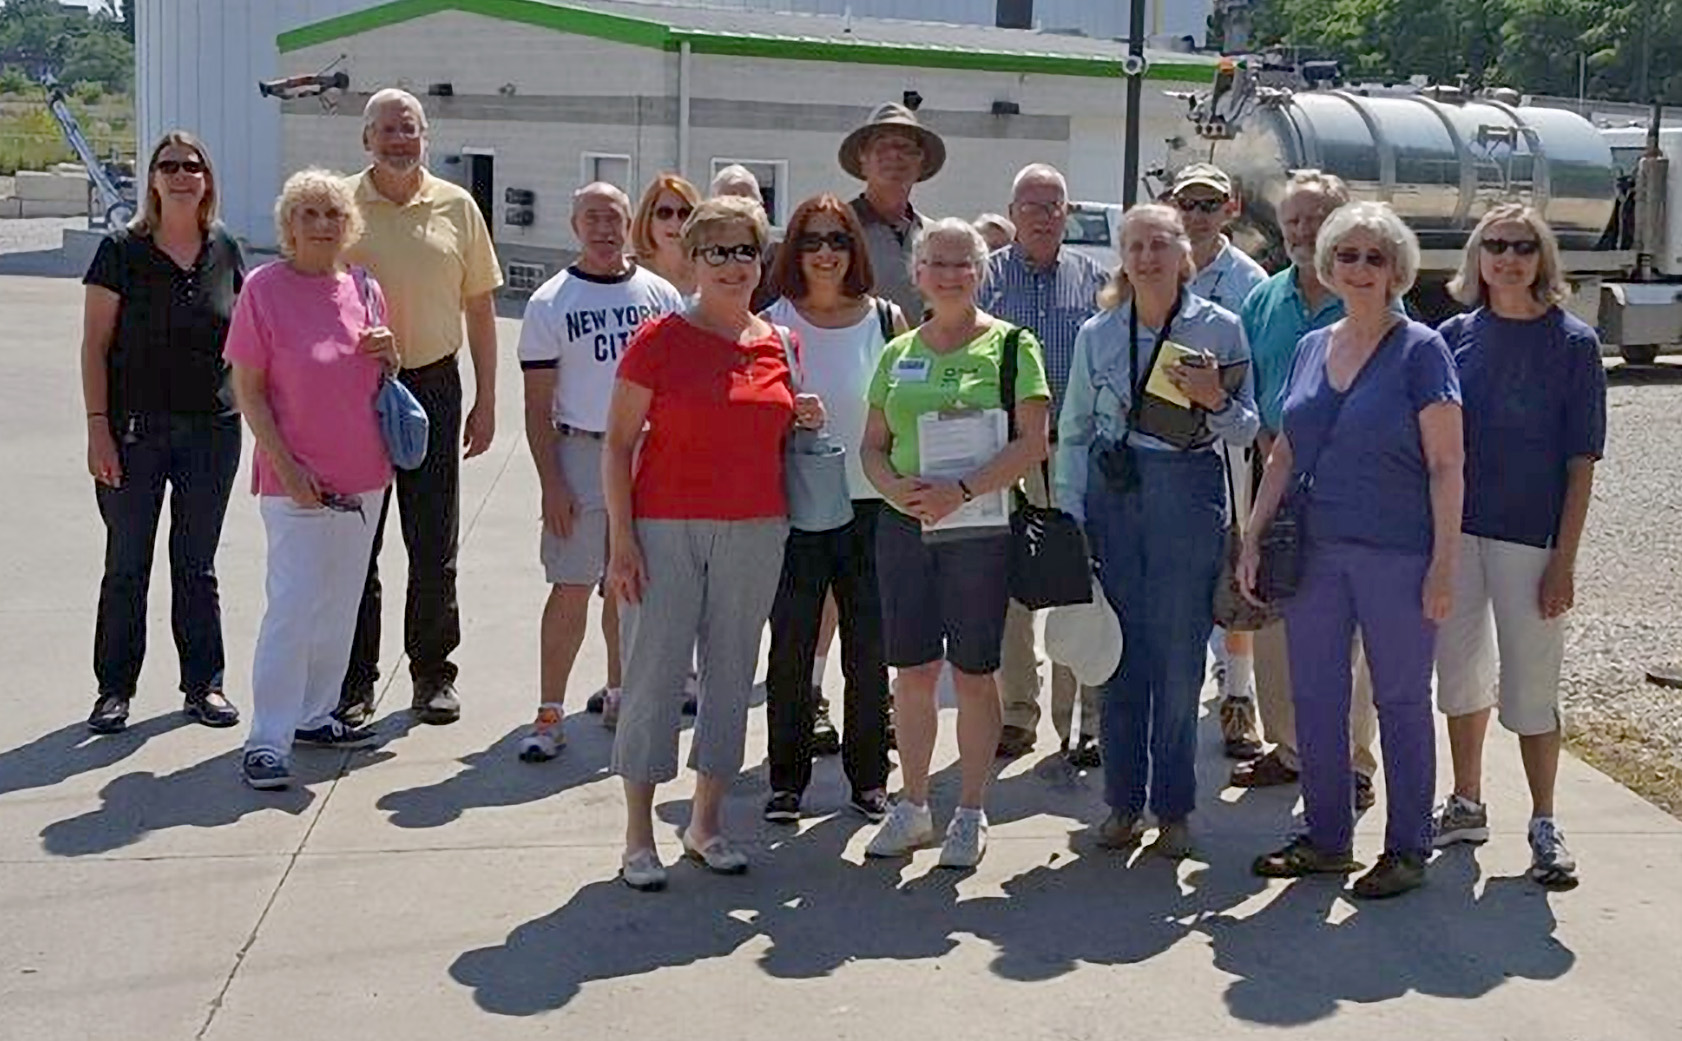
[{"left": 958, "top": 479, "right": 975, "bottom": 502}]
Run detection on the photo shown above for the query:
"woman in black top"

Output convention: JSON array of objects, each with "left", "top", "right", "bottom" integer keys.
[{"left": 81, "top": 130, "right": 246, "bottom": 733}]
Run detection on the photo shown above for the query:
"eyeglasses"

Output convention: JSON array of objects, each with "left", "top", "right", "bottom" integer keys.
[
  {"left": 319, "top": 492, "right": 366, "bottom": 522},
  {"left": 1481, "top": 238, "right": 1540, "bottom": 256},
  {"left": 654, "top": 205, "right": 693, "bottom": 222},
  {"left": 1011, "top": 200, "right": 1066, "bottom": 221},
  {"left": 795, "top": 231, "right": 854, "bottom": 254},
  {"left": 1334, "top": 248, "right": 1390, "bottom": 269},
  {"left": 695, "top": 243, "right": 761, "bottom": 266},
  {"left": 155, "top": 159, "right": 206, "bottom": 176},
  {"left": 1174, "top": 196, "right": 1228, "bottom": 214}
]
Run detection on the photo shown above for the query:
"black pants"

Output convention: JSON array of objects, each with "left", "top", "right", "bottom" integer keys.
[
  {"left": 765, "top": 499, "right": 891, "bottom": 797},
  {"left": 343, "top": 356, "right": 463, "bottom": 692},
  {"left": 94, "top": 412, "right": 241, "bottom": 699}
]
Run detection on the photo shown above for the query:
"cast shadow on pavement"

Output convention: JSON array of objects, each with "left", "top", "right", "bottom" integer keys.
[
  {"left": 38, "top": 743, "right": 399, "bottom": 857},
  {"left": 0, "top": 714, "right": 190, "bottom": 799},
  {"left": 377, "top": 723, "right": 617, "bottom": 829}
]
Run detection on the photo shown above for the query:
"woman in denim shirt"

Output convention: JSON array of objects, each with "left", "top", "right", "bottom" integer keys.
[{"left": 1057, "top": 203, "right": 1258, "bottom": 858}]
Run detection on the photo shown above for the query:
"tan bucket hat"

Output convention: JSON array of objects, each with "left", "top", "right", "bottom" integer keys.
[{"left": 839, "top": 102, "right": 947, "bottom": 182}]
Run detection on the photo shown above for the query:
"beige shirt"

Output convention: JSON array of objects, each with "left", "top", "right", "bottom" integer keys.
[
  {"left": 850, "top": 194, "right": 928, "bottom": 323},
  {"left": 345, "top": 169, "right": 503, "bottom": 370}
]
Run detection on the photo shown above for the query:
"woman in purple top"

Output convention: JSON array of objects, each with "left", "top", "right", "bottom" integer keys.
[
  {"left": 1240, "top": 202, "right": 1465, "bottom": 899},
  {"left": 1431, "top": 205, "right": 1606, "bottom": 889}
]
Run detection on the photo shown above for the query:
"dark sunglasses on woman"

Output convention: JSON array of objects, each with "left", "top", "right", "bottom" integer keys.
[
  {"left": 654, "top": 205, "right": 693, "bottom": 221},
  {"left": 795, "top": 231, "right": 854, "bottom": 254},
  {"left": 695, "top": 243, "right": 761, "bottom": 266},
  {"left": 1334, "top": 248, "right": 1390, "bottom": 268},
  {"left": 1480, "top": 238, "right": 1540, "bottom": 256},
  {"left": 155, "top": 159, "right": 206, "bottom": 176}
]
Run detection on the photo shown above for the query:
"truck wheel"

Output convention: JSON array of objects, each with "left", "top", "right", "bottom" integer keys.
[{"left": 1622, "top": 345, "right": 1660, "bottom": 366}]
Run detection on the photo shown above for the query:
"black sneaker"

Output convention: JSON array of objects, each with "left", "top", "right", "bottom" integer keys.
[
  {"left": 242, "top": 749, "right": 292, "bottom": 790},
  {"left": 184, "top": 690, "right": 240, "bottom": 728},
  {"left": 811, "top": 692, "right": 841, "bottom": 757},
  {"left": 764, "top": 791, "right": 802, "bottom": 823},
  {"left": 849, "top": 789, "right": 890, "bottom": 823},
  {"left": 1351, "top": 851, "right": 1427, "bottom": 899},
  {"left": 294, "top": 720, "right": 380, "bottom": 749},
  {"left": 87, "top": 693, "right": 130, "bottom": 734},
  {"left": 334, "top": 685, "right": 375, "bottom": 728},
  {"left": 412, "top": 678, "right": 461, "bottom": 726},
  {"left": 1066, "top": 735, "right": 1101, "bottom": 769}
]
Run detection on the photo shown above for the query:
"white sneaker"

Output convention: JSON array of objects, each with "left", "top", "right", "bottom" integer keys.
[
  {"left": 517, "top": 703, "right": 565, "bottom": 762},
  {"left": 601, "top": 688, "right": 621, "bottom": 730},
  {"left": 865, "top": 800, "right": 936, "bottom": 858},
  {"left": 938, "top": 808, "right": 989, "bottom": 869}
]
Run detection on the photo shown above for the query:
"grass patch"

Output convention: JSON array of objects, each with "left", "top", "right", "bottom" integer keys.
[
  {"left": 0, "top": 91, "right": 133, "bottom": 178},
  {"left": 1567, "top": 721, "right": 1682, "bottom": 819}
]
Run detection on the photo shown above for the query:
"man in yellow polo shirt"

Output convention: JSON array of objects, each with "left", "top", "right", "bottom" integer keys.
[{"left": 337, "top": 88, "right": 503, "bottom": 727}]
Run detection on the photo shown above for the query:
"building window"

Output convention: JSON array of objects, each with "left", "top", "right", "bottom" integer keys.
[
  {"left": 582, "top": 152, "right": 631, "bottom": 191},
  {"left": 710, "top": 158, "right": 788, "bottom": 226}
]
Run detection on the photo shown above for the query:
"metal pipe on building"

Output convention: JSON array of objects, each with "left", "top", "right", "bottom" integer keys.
[
  {"left": 1122, "top": 0, "right": 1145, "bottom": 206},
  {"left": 678, "top": 40, "right": 693, "bottom": 180}
]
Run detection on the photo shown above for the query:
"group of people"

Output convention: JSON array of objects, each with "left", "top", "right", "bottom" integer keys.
[{"left": 79, "top": 93, "right": 1604, "bottom": 900}]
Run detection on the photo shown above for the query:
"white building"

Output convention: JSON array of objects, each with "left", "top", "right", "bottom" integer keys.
[{"left": 139, "top": 0, "right": 1220, "bottom": 273}]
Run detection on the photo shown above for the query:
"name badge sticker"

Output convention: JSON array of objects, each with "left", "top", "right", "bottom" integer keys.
[{"left": 893, "top": 356, "right": 932, "bottom": 383}]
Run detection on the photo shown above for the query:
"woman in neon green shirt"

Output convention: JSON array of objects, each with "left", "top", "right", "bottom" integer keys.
[{"left": 858, "top": 218, "right": 1050, "bottom": 869}]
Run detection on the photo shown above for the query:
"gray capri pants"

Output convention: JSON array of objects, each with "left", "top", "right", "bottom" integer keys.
[{"left": 612, "top": 518, "right": 789, "bottom": 785}]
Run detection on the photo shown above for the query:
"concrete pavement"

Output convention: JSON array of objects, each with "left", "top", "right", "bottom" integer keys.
[{"left": 2, "top": 272, "right": 1679, "bottom": 1040}]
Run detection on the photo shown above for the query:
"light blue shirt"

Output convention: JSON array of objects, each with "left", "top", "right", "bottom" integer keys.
[
  {"left": 1188, "top": 238, "right": 1268, "bottom": 316},
  {"left": 1056, "top": 289, "right": 1259, "bottom": 522},
  {"left": 1240, "top": 266, "right": 1345, "bottom": 432}
]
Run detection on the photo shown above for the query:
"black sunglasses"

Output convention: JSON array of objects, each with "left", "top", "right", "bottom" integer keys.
[
  {"left": 695, "top": 243, "right": 761, "bottom": 267},
  {"left": 1334, "top": 248, "right": 1390, "bottom": 269},
  {"left": 1481, "top": 238, "right": 1540, "bottom": 256},
  {"left": 654, "top": 204, "right": 693, "bottom": 222},
  {"left": 155, "top": 159, "right": 206, "bottom": 176},
  {"left": 795, "top": 231, "right": 854, "bottom": 254},
  {"left": 319, "top": 492, "right": 366, "bottom": 522},
  {"left": 1174, "top": 196, "right": 1227, "bottom": 214}
]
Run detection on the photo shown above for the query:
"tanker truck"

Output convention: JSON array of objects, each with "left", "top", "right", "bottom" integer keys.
[{"left": 1166, "top": 59, "right": 1681, "bottom": 364}]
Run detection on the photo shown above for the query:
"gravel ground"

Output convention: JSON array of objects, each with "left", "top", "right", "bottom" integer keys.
[
  {"left": 0, "top": 214, "right": 86, "bottom": 254},
  {"left": 1563, "top": 362, "right": 1682, "bottom": 815}
]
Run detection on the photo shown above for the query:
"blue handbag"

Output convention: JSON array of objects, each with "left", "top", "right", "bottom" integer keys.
[{"left": 351, "top": 267, "right": 429, "bottom": 470}]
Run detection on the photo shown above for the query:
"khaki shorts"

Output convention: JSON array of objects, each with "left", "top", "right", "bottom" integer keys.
[
  {"left": 540, "top": 434, "right": 608, "bottom": 586},
  {"left": 1434, "top": 533, "right": 1566, "bottom": 736}
]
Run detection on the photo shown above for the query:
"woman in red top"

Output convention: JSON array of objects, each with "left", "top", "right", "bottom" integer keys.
[{"left": 604, "top": 195, "right": 824, "bottom": 891}]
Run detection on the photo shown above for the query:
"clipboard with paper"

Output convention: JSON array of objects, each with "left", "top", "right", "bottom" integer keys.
[{"left": 917, "top": 407, "right": 1010, "bottom": 536}]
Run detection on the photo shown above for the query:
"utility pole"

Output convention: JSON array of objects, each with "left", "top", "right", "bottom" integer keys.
[
  {"left": 1122, "top": 0, "right": 1146, "bottom": 206},
  {"left": 1636, "top": 0, "right": 1655, "bottom": 103}
]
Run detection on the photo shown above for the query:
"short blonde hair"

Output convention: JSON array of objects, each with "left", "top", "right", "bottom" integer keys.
[
  {"left": 274, "top": 168, "right": 363, "bottom": 260},
  {"left": 681, "top": 194, "right": 771, "bottom": 255},
  {"left": 1315, "top": 201, "right": 1420, "bottom": 302},
  {"left": 1448, "top": 203, "right": 1569, "bottom": 308},
  {"left": 913, "top": 217, "right": 990, "bottom": 270},
  {"left": 1099, "top": 203, "right": 1195, "bottom": 310}
]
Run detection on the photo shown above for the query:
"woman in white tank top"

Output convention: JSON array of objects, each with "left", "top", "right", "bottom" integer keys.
[{"left": 760, "top": 193, "right": 907, "bottom": 825}]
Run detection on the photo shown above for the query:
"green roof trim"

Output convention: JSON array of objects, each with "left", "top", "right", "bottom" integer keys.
[{"left": 277, "top": 0, "right": 1217, "bottom": 84}]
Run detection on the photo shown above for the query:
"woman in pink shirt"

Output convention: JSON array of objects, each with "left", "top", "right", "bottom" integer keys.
[{"left": 224, "top": 169, "right": 398, "bottom": 790}]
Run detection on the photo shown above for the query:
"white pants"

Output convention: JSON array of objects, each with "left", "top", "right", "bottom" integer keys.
[
  {"left": 1435, "top": 533, "right": 1565, "bottom": 736},
  {"left": 246, "top": 491, "right": 384, "bottom": 757}
]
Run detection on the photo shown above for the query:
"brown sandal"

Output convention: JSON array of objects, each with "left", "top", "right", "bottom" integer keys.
[{"left": 1229, "top": 749, "right": 1299, "bottom": 788}]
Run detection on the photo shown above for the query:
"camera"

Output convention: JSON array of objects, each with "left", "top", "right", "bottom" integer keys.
[{"left": 1096, "top": 441, "right": 1138, "bottom": 493}]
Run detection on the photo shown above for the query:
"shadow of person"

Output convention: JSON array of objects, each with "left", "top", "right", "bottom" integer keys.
[
  {"left": 38, "top": 744, "right": 397, "bottom": 857},
  {"left": 1206, "top": 846, "right": 1576, "bottom": 1027},
  {"left": 376, "top": 723, "right": 615, "bottom": 829},
  {"left": 0, "top": 714, "right": 190, "bottom": 799}
]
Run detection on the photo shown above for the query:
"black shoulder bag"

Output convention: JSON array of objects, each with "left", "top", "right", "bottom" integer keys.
[{"left": 1000, "top": 326, "right": 1093, "bottom": 609}]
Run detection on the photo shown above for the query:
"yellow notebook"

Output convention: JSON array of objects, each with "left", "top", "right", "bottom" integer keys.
[{"left": 1142, "top": 340, "right": 1209, "bottom": 410}]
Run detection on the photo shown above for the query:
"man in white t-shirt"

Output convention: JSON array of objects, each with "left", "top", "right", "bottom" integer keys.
[
  {"left": 1174, "top": 162, "right": 1269, "bottom": 761},
  {"left": 515, "top": 182, "right": 683, "bottom": 760}
]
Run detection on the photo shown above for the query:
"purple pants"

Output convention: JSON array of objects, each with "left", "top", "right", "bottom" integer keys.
[{"left": 1283, "top": 541, "right": 1437, "bottom": 858}]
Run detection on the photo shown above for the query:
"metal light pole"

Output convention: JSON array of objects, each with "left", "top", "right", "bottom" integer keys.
[{"left": 1122, "top": 0, "right": 1146, "bottom": 205}]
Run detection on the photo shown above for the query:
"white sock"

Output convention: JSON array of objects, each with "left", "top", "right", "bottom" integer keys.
[
  {"left": 1226, "top": 654, "right": 1255, "bottom": 701},
  {"left": 812, "top": 655, "right": 829, "bottom": 686},
  {"left": 952, "top": 805, "right": 986, "bottom": 823}
]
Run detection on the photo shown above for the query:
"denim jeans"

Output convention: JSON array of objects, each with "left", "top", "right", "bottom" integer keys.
[
  {"left": 93, "top": 411, "right": 241, "bottom": 699},
  {"left": 344, "top": 356, "right": 463, "bottom": 692},
  {"left": 1085, "top": 446, "right": 1225, "bottom": 822}
]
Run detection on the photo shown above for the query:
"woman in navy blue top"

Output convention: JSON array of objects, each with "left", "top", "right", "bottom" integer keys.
[
  {"left": 1431, "top": 205, "right": 1606, "bottom": 889},
  {"left": 1240, "top": 202, "right": 1464, "bottom": 899},
  {"left": 80, "top": 131, "right": 245, "bottom": 735}
]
